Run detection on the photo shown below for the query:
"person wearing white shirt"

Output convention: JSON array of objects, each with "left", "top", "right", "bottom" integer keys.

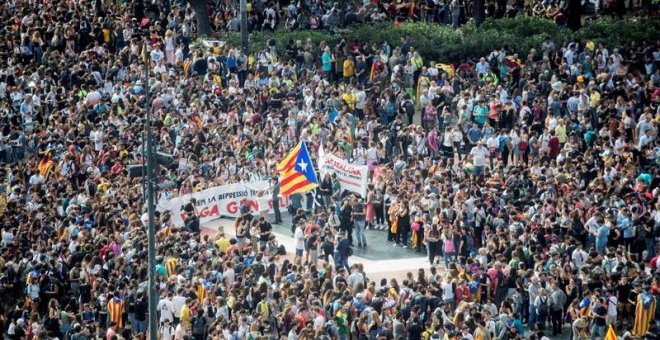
[
  {"left": 572, "top": 244, "right": 588, "bottom": 269},
  {"left": 159, "top": 319, "right": 176, "bottom": 340},
  {"left": 605, "top": 291, "right": 618, "bottom": 326},
  {"left": 150, "top": 45, "right": 165, "bottom": 63},
  {"left": 157, "top": 295, "right": 175, "bottom": 323},
  {"left": 441, "top": 276, "right": 456, "bottom": 310},
  {"left": 637, "top": 129, "right": 654, "bottom": 150},
  {"left": 171, "top": 290, "right": 186, "bottom": 324},
  {"left": 28, "top": 172, "right": 44, "bottom": 186},
  {"left": 470, "top": 141, "right": 489, "bottom": 175}
]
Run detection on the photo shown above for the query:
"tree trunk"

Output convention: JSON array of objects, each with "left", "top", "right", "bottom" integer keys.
[
  {"left": 189, "top": 0, "right": 212, "bottom": 37},
  {"left": 474, "top": 0, "right": 485, "bottom": 26},
  {"left": 566, "top": 0, "right": 583, "bottom": 31}
]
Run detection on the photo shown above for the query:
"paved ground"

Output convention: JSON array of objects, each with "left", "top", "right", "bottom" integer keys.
[
  {"left": 201, "top": 214, "right": 433, "bottom": 283},
  {"left": 201, "top": 216, "right": 576, "bottom": 339}
]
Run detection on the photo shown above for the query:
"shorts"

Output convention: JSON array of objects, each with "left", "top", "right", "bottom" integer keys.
[
  {"left": 135, "top": 320, "right": 147, "bottom": 333},
  {"left": 295, "top": 248, "right": 303, "bottom": 256}
]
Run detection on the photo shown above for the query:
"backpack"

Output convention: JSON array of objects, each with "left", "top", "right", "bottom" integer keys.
[
  {"left": 537, "top": 296, "right": 548, "bottom": 316},
  {"left": 192, "top": 316, "right": 206, "bottom": 335}
]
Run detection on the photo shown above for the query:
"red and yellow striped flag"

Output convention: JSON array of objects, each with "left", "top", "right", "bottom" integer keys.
[
  {"left": 276, "top": 141, "right": 318, "bottom": 196},
  {"left": 633, "top": 292, "right": 657, "bottom": 336}
]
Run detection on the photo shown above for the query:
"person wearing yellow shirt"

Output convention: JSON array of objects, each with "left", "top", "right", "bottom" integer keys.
[
  {"left": 410, "top": 51, "right": 423, "bottom": 73},
  {"left": 341, "top": 90, "right": 357, "bottom": 111},
  {"left": 555, "top": 119, "right": 567, "bottom": 145},
  {"left": 343, "top": 56, "right": 355, "bottom": 82},
  {"left": 215, "top": 233, "right": 230, "bottom": 252},
  {"left": 179, "top": 298, "right": 192, "bottom": 330},
  {"left": 589, "top": 87, "right": 601, "bottom": 108}
]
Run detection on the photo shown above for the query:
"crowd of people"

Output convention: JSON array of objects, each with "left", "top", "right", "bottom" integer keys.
[{"left": 1, "top": 0, "right": 660, "bottom": 340}]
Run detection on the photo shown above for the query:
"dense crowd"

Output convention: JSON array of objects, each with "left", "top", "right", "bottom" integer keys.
[{"left": 1, "top": 0, "right": 660, "bottom": 340}]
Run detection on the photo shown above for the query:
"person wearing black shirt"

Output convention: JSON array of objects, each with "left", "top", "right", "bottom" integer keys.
[
  {"left": 134, "top": 294, "right": 148, "bottom": 335},
  {"left": 183, "top": 198, "right": 200, "bottom": 233},
  {"left": 590, "top": 298, "right": 608, "bottom": 339},
  {"left": 271, "top": 177, "right": 282, "bottom": 224},
  {"left": 340, "top": 199, "right": 354, "bottom": 245},
  {"left": 408, "top": 315, "right": 423, "bottom": 340},
  {"left": 258, "top": 217, "right": 272, "bottom": 250}
]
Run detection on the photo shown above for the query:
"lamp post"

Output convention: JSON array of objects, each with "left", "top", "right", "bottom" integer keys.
[
  {"left": 143, "top": 41, "right": 158, "bottom": 340},
  {"left": 240, "top": 0, "right": 249, "bottom": 52}
]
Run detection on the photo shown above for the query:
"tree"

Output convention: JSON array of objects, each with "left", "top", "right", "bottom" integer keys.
[{"left": 189, "top": 0, "right": 212, "bottom": 37}]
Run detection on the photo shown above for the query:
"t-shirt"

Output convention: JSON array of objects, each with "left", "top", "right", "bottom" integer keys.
[
  {"left": 593, "top": 305, "right": 607, "bottom": 326},
  {"left": 470, "top": 146, "right": 489, "bottom": 167},
  {"left": 294, "top": 227, "right": 305, "bottom": 250},
  {"left": 353, "top": 203, "right": 365, "bottom": 221}
]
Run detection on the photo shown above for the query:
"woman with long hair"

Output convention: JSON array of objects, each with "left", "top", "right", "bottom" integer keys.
[{"left": 425, "top": 223, "right": 441, "bottom": 264}]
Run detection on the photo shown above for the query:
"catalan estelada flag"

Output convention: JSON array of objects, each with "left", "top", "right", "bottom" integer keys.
[
  {"left": 276, "top": 141, "right": 318, "bottom": 196},
  {"left": 633, "top": 291, "right": 656, "bottom": 336},
  {"left": 604, "top": 325, "right": 617, "bottom": 340}
]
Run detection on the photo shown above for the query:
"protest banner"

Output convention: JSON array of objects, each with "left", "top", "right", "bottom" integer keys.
[
  {"left": 158, "top": 180, "right": 289, "bottom": 227},
  {"left": 318, "top": 146, "right": 369, "bottom": 197}
]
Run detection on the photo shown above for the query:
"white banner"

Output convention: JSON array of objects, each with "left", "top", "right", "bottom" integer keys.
[
  {"left": 158, "top": 180, "right": 289, "bottom": 227},
  {"left": 318, "top": 146, "right": 369, "bottom": 197}
]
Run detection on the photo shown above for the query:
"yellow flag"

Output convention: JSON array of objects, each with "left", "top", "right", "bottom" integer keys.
[{"left": 604, "top": 325, "right": 617, "bottom": 340}]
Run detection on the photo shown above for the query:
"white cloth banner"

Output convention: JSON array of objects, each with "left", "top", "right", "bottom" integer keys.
[
  {"left": 158, "top": 180, "right": 289, "bottom": 227},
  {"left": 318, "top": 146, "right": 369, "bottom": 197}
]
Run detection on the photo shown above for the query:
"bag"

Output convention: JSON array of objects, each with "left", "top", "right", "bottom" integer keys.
[
  {"left": 347, "top": 247, "right": 353, "bottom": 257},
  {"left": 518, "top": 141, "right": 528, "bottom": 152},
  {"left": 192, "top": 316, "right": 206, "bottom": 335},
  {"left": 277, "top": 245, "right": 286, "bottom": 255},
  {"left": 411, "top": 222, "right": 421, "bottom": 232},
  {"left": 537, "top": 297, "right": 548, "bottom": 316}
]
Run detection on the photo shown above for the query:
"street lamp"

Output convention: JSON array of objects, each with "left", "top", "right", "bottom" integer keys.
[{"left": 143, "top": 40, "right": 158, "bottom": 340}]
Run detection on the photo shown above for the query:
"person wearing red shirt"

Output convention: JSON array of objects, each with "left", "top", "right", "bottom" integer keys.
[
  {"left": 548, "top": 130, "right": 560, "bottom": 160},
  {"left": 456, "top": 280, "right": 472, "bottom": 303}
]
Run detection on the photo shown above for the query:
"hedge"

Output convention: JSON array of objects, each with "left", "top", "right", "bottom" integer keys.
[{"left": 220, "top": 16, "right": 660, "bottom": 63}]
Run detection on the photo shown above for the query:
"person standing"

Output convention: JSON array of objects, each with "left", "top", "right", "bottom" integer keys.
[
  {"left": 396, "top": 200, "right": 411, "bottom": 248},
  {"left": 590, "top": 298, "right": 608, "bottom": 340},
  {"left": 340, "top": 198, "right": 354, "bottom": 245},
  {"left": 425, "top": 224, "right": 441, "bottom": 264},
  {"left": 335, "top": 232, "right": 351, "bottom": 271},
  {"left": 549, "top": 283, "right": 567, "bottom": 336},
  {"left": 294, "top": 222, "right": 305, "bottom": 264},
  {"left": 352, "top": 197, "right": 367, "bottom": 248},
  {"left": 271, "top": 177, "right": 282, "bottom": 224}
]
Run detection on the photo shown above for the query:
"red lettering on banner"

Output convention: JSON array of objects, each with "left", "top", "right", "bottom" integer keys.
[
  {"left": 199, "top": 204, "right": 220, "bottom": 218},
  {"left": 226, "top": 202, "right": 238, "bottom": 214},
  {"left": 325, "top": 158, "right": 362, "bottom": 177}
]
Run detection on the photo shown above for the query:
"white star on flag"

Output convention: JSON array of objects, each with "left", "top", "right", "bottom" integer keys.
[{"left": 297, "top": 160, "right": 308, "bottom": 172}]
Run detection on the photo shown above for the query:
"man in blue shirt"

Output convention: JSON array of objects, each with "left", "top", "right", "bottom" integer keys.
[
  {"left": 618, "top": 209, "right": 634, "bottom": 253},
  {"left": 467, "top": 123, "right": 483, "bottom": 148},
  {"left": 596, "top": 221, "right": 610, "bottom": 255}
]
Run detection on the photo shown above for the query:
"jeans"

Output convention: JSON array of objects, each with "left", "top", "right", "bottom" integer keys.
[
  {"left": 590, "top": 324, "right": 605, "bottom": 340},
  {"left": 443, "top": 251, "right": 454, "bottom": 268},
  {"left": 334, "top": 251, "right": 349, "bottom": 271},
  {"left": 550, "top": 309, "right": 563, "bottom": 335},
  {"left": 273, "top": 199, "right": 282, "bottom": 223},
  {"left": 355, "top": 220, "right": 367, "bottom": 245},
  {"left": 427, "top": 241, "right": 439, "bottom": 264},
  {"left": 528, "top": 307, "right": 537, "bottom": 330},
  {"left": 646, "top": 237, "right": 656, "bottom": 261}
]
